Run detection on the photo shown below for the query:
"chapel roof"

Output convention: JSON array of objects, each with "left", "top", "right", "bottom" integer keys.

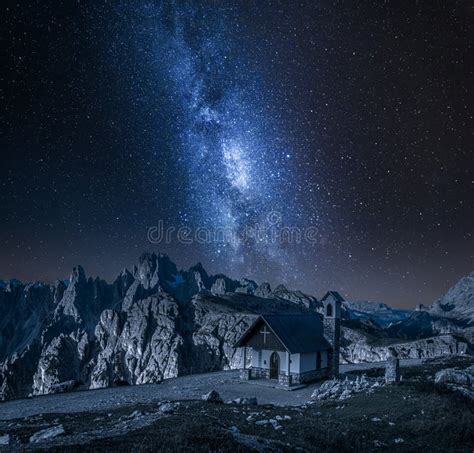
[{"left": 235, "top": 314, "right": 331, "bottom": 354}]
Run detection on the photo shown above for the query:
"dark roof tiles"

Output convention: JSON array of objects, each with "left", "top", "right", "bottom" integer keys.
[{"left": 235, "top": 314, "right": 331, "bottom": 353}]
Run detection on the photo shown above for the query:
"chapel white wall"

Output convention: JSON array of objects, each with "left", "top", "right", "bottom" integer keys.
[{"left": 250, "top": 349, "right": 300, "bottom": 373}]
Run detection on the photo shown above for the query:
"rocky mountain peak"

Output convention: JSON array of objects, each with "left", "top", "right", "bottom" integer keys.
[
  {"left": 426, "top": 272, "right": 474, "bottom": 322},
  {"left": 188, "top": 263, "right": 210, "bottom": 287},
  {"left": 120, "top": 268, "right": 132, "bottom": 278},
  {"left": 134, "top": 252, "right": 178, "bottom": 290},
  {"left": 210, "top": 277, "right": 228, "bottom": 295},
  {"left": 273, "top": 284, "right": 288, "bottom": 293},
  {"left": 52, "top": 280, "right": 66, "bottom": 304},
  {"left": 255, "top": 282, "right": 272, "bottom": 298},
  {"left": 135, "top": 253, "right": 159, "bottom": 287},
  {"left": 69, "top": 266, "right": 86, "bottom": 285},
  {"left": 0, "top": 279, "right": 23, "bottom": 292}
]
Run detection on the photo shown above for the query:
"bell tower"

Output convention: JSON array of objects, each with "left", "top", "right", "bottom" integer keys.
[{"left": 322, "top": 291, "right": 342, "bottom": 378}]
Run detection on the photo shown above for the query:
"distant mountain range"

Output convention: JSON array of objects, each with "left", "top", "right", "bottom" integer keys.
[
  {"left": 342, "top": 300, "right": 412, "bottom": 327},
  {"left": 0, "top": 253, "right": 472, "bottom": 401}
]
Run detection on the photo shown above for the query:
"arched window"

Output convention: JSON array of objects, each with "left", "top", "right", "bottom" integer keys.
[
  {"left": 326, "top": 303, "right": 333, "bottom": 317},
  {"left": 316, "top": 351, "right": 321, "bottom": 370}
]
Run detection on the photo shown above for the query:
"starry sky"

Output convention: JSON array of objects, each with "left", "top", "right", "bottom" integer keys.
[{"left": 1, "top": 1, "right": 473, "bottom": 308}]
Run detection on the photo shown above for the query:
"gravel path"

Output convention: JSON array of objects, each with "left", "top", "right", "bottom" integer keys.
[{"left": 0, "top": 359, "right": 422, "bottom": 420}]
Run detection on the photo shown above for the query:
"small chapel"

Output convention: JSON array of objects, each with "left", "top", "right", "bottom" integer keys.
[{"left": 235, "top": 291, "right": 342, "bottom": 387}]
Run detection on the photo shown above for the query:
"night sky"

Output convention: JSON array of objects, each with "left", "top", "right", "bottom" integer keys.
[{"left": 2, "top": 1, "right": 473, "bottom": 308}]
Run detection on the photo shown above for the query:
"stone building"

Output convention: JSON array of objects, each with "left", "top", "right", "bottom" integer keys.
[{"left": 235, "top": 291, "right": 342, "bottom": 387}]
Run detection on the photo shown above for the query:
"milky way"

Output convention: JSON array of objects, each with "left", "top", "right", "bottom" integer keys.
[
  {"left": 1, "top": 1, "right": 472, "bottom": 307},
  {"left": 114, "top": 2, "right": 307, "bottom": 276}
]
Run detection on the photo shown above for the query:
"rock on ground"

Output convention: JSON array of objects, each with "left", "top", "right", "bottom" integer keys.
[
  {"left": 311, "top": 375, "right": 383, "bottom": 401},
  {"left": 435, "top": 366, "right": 473, "bottom": 386},
  {"left": 29, "top": 425, "right": 65, "bottom": 443},
  {"left": 159, "top": 402, "right": 175, "bottom": 414},
  {"left": 202, "top": 390, "right": 223, "bottom": 403},
  {"left": 434, "top": 365, "right": 474, "bottom": 400},
  {"left": 0, "top": 434, "right": 10, "bottom": 445}
]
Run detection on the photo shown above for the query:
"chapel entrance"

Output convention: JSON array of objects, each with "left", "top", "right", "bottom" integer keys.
[{"left": 269, "top": 351, "right": 279, "bottom": 379}]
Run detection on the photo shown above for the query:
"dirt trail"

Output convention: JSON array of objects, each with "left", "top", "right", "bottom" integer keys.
[{"left": 0, "top": 359, "right": 422, "bottom": 420}]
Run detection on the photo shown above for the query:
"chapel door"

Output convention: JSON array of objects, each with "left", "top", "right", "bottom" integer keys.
[
  {"left": 316, "top": 351, "right": 322, "bottom": 370},
  {"left": 270, "top": 352, "right": 279, "bottom": 379}
]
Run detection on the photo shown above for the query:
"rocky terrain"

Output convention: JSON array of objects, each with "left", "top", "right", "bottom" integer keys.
[
  {"left": 342, "top": 330, "right": 467, "bottom": 363},
  {"left": 0, "top": 356, "right": 473, "bottom": 451},
  {"left": 0, "top": 253, "right": 472, "bottom": 401}
]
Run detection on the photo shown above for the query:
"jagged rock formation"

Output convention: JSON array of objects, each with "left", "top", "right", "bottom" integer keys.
[
  {"left": 90, "top": 294, "right": 184, "bottom": 388},
  {"left": 0, "top": 253, "right": 314, "bottom": 400},
  {"left": 270, "top": 284, "right": 320, "bottom": 310},
  {"left": 254, "top": 282, "right": 272, "bottom": 298},
  {"left": 339, "top": 316, "right": 469, "bottom": 363},
  {"left": 0, "top": 254, "right": 472, "bottom": 400},
  {"left": 342, "top": 331, "right": 468, "bottom": 363}
]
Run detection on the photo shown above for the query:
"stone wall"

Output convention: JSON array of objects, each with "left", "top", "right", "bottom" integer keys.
[
  {"left": 249, "top": 366, "right": 270, "bottom": 379},
  {"left": 245, "top": 366, "right": 329, "bottom": 386},
  {"left": 278, "top": 371, "right": 290, "bottom": 386}
]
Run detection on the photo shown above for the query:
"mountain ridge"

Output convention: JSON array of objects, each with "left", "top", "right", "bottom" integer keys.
[{"left": 0, "top": 253, "right": 471, "bottom": 401}]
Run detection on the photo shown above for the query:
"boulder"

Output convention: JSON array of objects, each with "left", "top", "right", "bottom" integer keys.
[
  {"left": 202, "top": 390, "right": 223, "bottom": 403},
  {"left": 435, "top": 368, "right": 473, "bottom": 386},
  {"left": 29, "top": 425, "right": 65, "bottom": 443},
  {"left": 269, "top": 419, "right": 282, "bottom": 430},
  {"left": 0, "top": 434, "right": 10, "bottom": 445},
  {"left": 128, "top": 410, "right": 144, "bottom": 419},
  {"left": 255, "top": 419, "right": 269, "bottom": 426},
  {"left": 159, "top": 402, "right": 175, "bottom": 414}
]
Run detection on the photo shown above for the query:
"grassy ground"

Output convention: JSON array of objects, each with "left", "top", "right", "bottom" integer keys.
[{"left": 2, "top": 356, "right": 473, "bottom": 452}]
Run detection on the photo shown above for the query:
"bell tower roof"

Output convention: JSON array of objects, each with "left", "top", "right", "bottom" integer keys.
[{"left": 321, "top": 291, "right": 344, "bottom": 303}]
